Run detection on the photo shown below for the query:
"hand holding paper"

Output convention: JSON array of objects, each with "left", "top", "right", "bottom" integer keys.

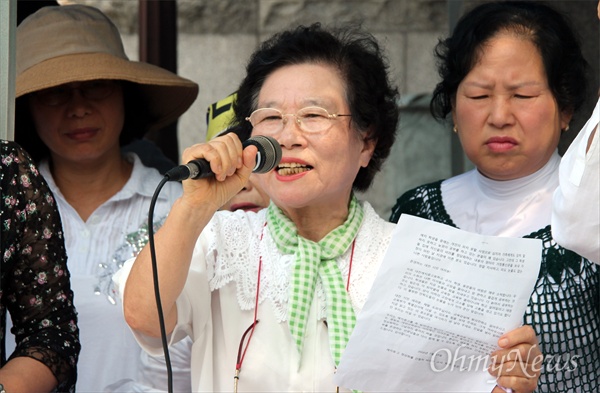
[
  {"left": 490, "top": 326, "right": 542, "bottom": 393},
  {"left": 334, "top": 215, "right": 542, "bottom": 392}
]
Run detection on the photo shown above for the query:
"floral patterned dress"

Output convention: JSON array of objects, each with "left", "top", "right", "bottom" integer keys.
[{"left": 1, "top": 140, "right": 80, "bottom": 392}]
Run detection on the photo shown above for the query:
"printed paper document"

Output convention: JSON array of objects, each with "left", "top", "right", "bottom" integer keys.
[{"left": 334, "top": 214, "right": 541, "bottom": 392}]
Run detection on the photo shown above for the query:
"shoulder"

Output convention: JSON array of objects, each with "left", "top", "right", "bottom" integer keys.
[
  {"left": 1, "top": 140, "right": 40, "bottom": 178},
  {"left": 1, "top": 139, "right": 22, "bottom": 156},
  {"left": 351, "top": 201, "right": 396, "bottom": 310},
  {"left": 127, "top": 152, "right": 183, "bottom": 202},
  {"left": 389, "top": 180, "right": 444, "bottom": 223},
  {"left": 359, "top": 200, "right": 396, "bottom": 253},
  {"left": 1, "top": 141, "right": 55, "bottom": 201},
  {"left": 403, "top": 180, "right": 444, "bottom": 200},
  {"left": 361, "top": 200, "right": 395, "bottom": 235}
]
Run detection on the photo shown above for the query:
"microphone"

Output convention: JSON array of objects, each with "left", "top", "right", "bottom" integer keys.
[{"left": 165, "top": 135, "right": 282, "bottom": 181}]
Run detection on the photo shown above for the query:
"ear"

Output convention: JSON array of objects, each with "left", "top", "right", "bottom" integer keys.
[
  {"left": 359, "top": 132, "right": 377, "bottom": 168},
  {"left": 559, "top": 108, "right": 574, "bottom": 131},
  {"left": 451, "top": 105, "right": 458, "bottom": 129}
]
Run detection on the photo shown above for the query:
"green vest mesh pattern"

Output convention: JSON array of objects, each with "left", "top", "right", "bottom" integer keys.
[{"left": 390, "top": 180, "right": 600, "bottom": 393}]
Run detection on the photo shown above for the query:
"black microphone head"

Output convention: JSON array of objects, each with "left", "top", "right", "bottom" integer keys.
[{"left": 243, "top": 135, "right": 282, "bottom": 174}]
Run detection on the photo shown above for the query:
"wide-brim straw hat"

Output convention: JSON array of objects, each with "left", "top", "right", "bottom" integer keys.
[{"left": 16, "top": 4, "right": 198, "bottom": 132}]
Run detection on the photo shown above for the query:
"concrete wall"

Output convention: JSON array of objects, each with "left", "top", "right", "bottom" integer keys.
[{"left": 59, "top": 0, "right": 599, "bottom": 218}]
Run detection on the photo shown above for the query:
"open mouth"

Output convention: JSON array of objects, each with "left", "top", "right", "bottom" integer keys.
[
  {"left": 231, "top": 203, "right": 262, "bottom": 212},
  {"left": 277, "top": 162, "right": 313, "bottom": 176}
]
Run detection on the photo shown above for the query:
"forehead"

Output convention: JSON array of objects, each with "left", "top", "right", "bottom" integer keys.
[
  {"left": 475, "top": 30, "right": 540, "bottom": 64},
  {"left": 258, "top": 63, "right": 347, "bottom": 108},
  {"left": 468, "top": 33, "right": 545, "bottom": 78}
]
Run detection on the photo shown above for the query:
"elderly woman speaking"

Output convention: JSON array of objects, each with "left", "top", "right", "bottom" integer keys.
[{"left": 117, "top": 23, "right": 538, "bottom": 392}]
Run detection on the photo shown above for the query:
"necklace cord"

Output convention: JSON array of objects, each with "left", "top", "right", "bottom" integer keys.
[
  {"left": 234, "top": 222, "right": 266, "bottom": 389},
  {"left": 347, "top": 239, "right": 356, "bottom": 292},
  {"left": 234, "top": 228, "right": 356, "bottom": 391}
]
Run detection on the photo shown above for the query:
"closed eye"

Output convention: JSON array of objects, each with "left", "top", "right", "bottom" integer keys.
[
  {"left": 262, "top": 115, "right": 282, "bottom": 121},
  {"left": 302, "top": 113, "right": 328, "bottom": 119}
]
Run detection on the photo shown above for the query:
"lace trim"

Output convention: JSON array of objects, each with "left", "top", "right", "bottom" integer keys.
[{"left": 206, "top": 204, "right": 389, "bottom": 323}]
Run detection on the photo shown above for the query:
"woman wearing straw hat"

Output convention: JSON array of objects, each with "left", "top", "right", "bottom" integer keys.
[{"left": 13, "top": 5, "right": 198, "bottom": 391}]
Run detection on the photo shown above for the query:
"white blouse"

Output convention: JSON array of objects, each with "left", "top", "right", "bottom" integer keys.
[
  {"left": 441, "top": 152, "right": 560, "bottom": 237},
  {"left": 40, "top": 153, "right": 187, "bottom": 392},
  {"left": 552, "top": 97, "right": 600, "bottom": 263},
  {"left": 115, "top": 201, "right": 395, "bottom": 392}
]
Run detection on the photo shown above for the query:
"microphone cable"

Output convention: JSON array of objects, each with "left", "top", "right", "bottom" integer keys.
[
  {"left": 145, "top": 135, "right": 281, "bottom": 393},
  {"left": 147, "top": 175, "right": 174, "bottom": 393}
]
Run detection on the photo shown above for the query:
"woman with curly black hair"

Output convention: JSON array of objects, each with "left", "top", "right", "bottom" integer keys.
[{"left": 118, "top": 22, "right": 538, "bottom": 392}]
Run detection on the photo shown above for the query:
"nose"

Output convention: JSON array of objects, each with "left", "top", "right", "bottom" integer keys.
[
  {"left": 240, "top": 180, "right": 255, "bottom": 193},
  {"left": 66, "top": 89, "right": 92, "bottom": 118},
  {"left": 487, "top": 96, "right": 514, "bottom": 129},
  {"left": 280, "top": 113, "right": 302, "bottom": 130},
  {"left": 278, "top": 114, "right": 305, "bottom": 149}
]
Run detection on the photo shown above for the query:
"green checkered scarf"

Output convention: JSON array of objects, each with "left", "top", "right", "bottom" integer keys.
[{"left": 266, "top": 195, "right": 364, "bottom": 366}]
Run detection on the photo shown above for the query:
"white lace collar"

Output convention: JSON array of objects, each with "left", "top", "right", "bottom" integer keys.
[{"left": 206, "top": 202, "right": 391, "bottom": 323}]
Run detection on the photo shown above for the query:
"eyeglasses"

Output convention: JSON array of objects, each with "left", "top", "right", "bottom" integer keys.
[
  {"left": 233, "top": 319, "right": 342, "bottom": 393},
  {"left": 234, "top": 320, "right": 259, "bottom": 393},
  {"left": 32, "top": 80, "right": 119, "bottom": 106},
  {"left": 232, "top": 225, "right": 347, "bottom": 392},
  {"left": 246, "top": 106, "right": 351, "bottom": 135}
]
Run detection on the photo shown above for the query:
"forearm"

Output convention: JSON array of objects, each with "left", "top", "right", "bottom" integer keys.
[
  {"left": 124, "top": 134, "right": 256, "bottom": 336},
  {"left": 123, "top": 196, "right": 215, "bottom": 337},
  {"left": 0, "top": 357, "right": 57, "bottom": 393}
]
